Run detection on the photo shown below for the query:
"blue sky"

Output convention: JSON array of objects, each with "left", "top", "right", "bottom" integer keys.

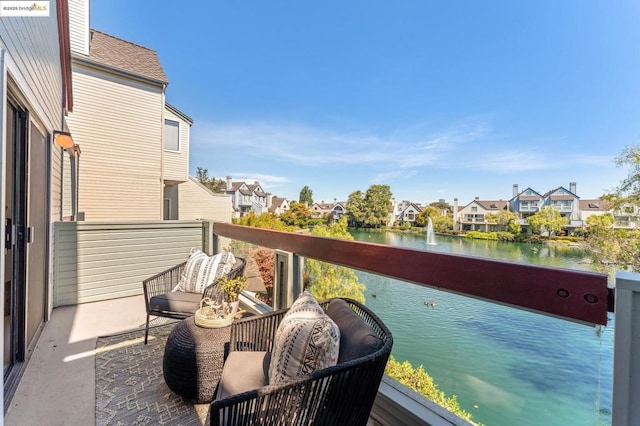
[{"left": 91, "top": 1, "right": 639, "bottom": 206}]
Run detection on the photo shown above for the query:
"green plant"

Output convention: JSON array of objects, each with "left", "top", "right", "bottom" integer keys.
[{"left": 219, "top": 276, "right": 248, "bottom": 301}]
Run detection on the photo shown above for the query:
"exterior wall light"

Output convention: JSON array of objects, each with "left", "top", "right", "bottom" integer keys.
[{"left": 53, "top": 131, "right": 74, "bottom": 149}]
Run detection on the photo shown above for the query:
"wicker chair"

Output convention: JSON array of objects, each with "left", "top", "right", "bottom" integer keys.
[
  {"left": 210, "top": 297, "right": 393, "bottom": 426},
  {"left": 142, "top": 256, "right": 245, "bottom": 344}
]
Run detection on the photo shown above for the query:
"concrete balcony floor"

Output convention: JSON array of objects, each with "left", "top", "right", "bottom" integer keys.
[{"left": 5, "top": 296, "right": 148, "bottom": 426}]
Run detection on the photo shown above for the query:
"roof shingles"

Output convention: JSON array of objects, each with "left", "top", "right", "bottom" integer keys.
[{"left": 88, "top": 30, "right": 168, "bottom": 83}]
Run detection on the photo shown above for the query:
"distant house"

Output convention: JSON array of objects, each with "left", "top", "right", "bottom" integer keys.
[
  {"left": 398, "top": 203, "right": 422, "bottom": 224},
  {"left": 456, "top": 199, "right": 508, "bottom": 231},
  {"left": 581, "top": 199, "right": 640, "bottom": 229},
  {"left": 311, "top": 202, "right": 335, "bottom": 219},
  {"left": 331, "top": 202, "right": 347, "bottom": 221},
  {"left": 269, "top": 197, "right": 290, "bottom": 215},
  {"left": 509, "top": 185, "right": 544, "bottom": 219},
  {"left": 543, "top": 183, "right": 580, "bottom": 226},
  {"left": 226, "top": 177, "right": 268, "bottom": 216}
]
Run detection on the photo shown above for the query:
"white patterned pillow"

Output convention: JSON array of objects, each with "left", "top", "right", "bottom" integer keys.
[
  {"left": 268, "top": 291, "right": 340, "bottom": 384},
  {"left": 174, "top": 250, "right": 236, "bottom": 294}
]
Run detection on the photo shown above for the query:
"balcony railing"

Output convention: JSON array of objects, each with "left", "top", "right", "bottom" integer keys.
[{"left": 206, "top": 222, "right": 639, "bottom": 424}]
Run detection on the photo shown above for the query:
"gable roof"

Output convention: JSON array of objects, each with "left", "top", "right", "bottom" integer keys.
[
  {"left": 88, "top": 29, "right": 168, "bottom": 84},
  {"left": 543, "top": 186, "right": 579, "bottom": 199},
  {"left": 579, "top": 199, "right": 610, "bottom": 211},
  {"left": 476, "top": 200, "right": 508, "bottom": 211},
  {"left": 510, "top": 187, "right": 543, "bottom": 202}
]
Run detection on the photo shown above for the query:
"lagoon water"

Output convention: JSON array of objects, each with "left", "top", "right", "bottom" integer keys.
[{"left": 350, "top": 230, "right": 613, "bottom": 426}]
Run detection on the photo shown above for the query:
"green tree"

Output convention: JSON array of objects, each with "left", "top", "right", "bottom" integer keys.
[
  {"left": 432, "top": 215, "right": 454, "bottom": 233},
  {"left": 415, "top": 206, "right": 438, "bottom": 227},
  {"left": 486, "top": 210, "right": 521, "bottom": 234},
  {"left": 305, "top": 217, "right": 366, "bottom": 303},
  {"left": 586, "top": 213, "right": 614, "bottom": 229},
  {"left": 233, "top": 212, "right": 295, "bottom": 231},
  {"left": 195, "top": 166, "right": 227, "bottom": 193},
  {"left": 363, "top": 184, "right": 393, "bottom": 228},
  {"left": 586, "top": 145, "right": 640, "bottom": 271},
  {"left": 280, "top": 201, "right": 313, "bottom": 227},
  {"left": 299, "top": 186, "right": 314, "bottom": 206},
  {"left": 526, "top": 206, "right": 568, "bottom": 237},
  {"left": 346, "top": 190, "right": 367, "bottom": 227}
]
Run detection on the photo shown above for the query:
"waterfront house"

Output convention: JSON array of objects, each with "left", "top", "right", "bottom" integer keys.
[
  {"left": 311, "top": 201, "right": 335, "bottom": 218},
  {"left": 542, "top": 183, "right": 581, "bottom": 227},
  {"left": 456, "top": 198, "right": 508, "bottom": 231},
  {"left": 268, "top": 196, "right": 290, "bottom": 215},
  {"left": 398, "top": 202, "right": 422, "bottom": 225},
  {"left": 331, "top": 201, "right": 347, "bottom": 221},
  {"left": 509, "top": 185, "right": 544, "bottom": 219},
  {"left": 225, "top": 177, "right": 268, "bottom": 217}
]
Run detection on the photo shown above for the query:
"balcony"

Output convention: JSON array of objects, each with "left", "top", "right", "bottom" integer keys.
[{"left": 6, "top": 221, "right": 639, "bottom": 425}]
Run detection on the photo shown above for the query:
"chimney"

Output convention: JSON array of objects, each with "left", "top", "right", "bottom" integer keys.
[
  {"left": 226, "top": 176, "right": 232, "bottom": 191},
  {"left": 475, "top": 196, "right": 479, "bottom": 201},
  {"left": 266, "top": 193, "right": 272, "bottom": 208},
  {"left": 513, "top": 184, "right": 519, "bottom": 198},
  {"left": 570, "top": 182, "right": 577, "bottom": 194},
  {"left": 254, "top": 181, "right": 259, "bottom": 185}
]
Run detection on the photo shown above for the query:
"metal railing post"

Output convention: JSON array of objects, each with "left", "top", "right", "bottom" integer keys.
[
  {"left": 612, "top": 271, "right": 640, "bottom": 426},
  {"left": 273, "top": 250, "right": 304, "bottom": 310}
]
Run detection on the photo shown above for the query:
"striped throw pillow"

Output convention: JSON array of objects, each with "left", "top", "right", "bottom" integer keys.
[
  {"left": 174, "top": 250, "right": 236, "bottom": 294},
  {"left": 269, "top": 291, "right": 340, "bottom": 384}
]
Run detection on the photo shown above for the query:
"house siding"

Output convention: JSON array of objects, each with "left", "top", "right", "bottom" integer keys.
[
  {"left": 163, "top": 106, "right": 189, "bottom": 182},
  {"left": 68, "top": 0, "right": 89, "bottom": 55},
  {"left": 179, "top": 177, "right": 232, "bottom": 222},
  {"left": 66, "top": 62, "right": 164, "bottom": 220},
  {"left": 0, "top": 6, "right": 64, "bottom": 130},
  {"left": 53, "top": 221, "right": 204, "bottom": 306}
]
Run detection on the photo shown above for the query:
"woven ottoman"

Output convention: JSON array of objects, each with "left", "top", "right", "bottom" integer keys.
[{"left": 163, "top": 316, "right": 231, "bottom": 403}]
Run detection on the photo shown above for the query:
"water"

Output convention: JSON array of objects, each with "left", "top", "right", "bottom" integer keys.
[{"left": 351, "top": 230, "right": 614, "bottom": 426}]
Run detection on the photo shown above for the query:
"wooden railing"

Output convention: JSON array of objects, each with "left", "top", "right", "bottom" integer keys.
[{"left": 213, "top": 222, "right": 611, "bottom": 325}]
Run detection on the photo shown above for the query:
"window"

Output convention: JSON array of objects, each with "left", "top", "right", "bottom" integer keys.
[
  {"left": 164, "top": 119, "right": 179, "bottom": 151},
  {"left": 471, "top": 207, "right": 477, "bottom": 212}
]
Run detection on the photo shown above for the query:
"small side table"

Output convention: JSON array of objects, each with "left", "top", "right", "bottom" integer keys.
[{"left": 163, "top": 316, "right": 231, "bottom": 403}]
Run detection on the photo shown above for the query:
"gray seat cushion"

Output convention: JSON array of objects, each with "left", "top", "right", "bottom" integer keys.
[
  {"left": 216, "top": 351, "right": 271, "bottom": 400},
  {"left": 326, "top": 299, "right": 384, "bottom": 364},
  {"left": 149, "top": 291, "right": 201, "bottom": 314}
]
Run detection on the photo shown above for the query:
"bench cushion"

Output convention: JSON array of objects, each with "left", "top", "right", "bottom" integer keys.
[
  {"left": 217, "top": 351, "right": 271, "bottom": 399},
  {"left": 326, "top": 298, "right": 384, "bottom": 364},
  {"left": 149, "top": 291, "right": 202, "bottom": 314}
]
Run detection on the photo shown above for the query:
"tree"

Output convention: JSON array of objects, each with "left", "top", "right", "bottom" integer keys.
[
  {"left": 586, "top": 145, "right": 640, "bottom": 271},
  {"left": 305, "top": 218, "right": 366, "bottom": 303},
  {"left": 363, "top": 184, "right": 393, "bottom": 228},
  {"left": 486, "top": 210, "right": 521, "bottom": 234},
  {"left": 526, "top": 206, "right": 568, "bottom": 237},
  {"left": 346, "top": 190, "right": 366, "bottom": 227},
  {"left": 280, "top": 201, "right": 313, "bottom": 227},
  {"left": 586, "top": 213, "right": 614, "bottom": 229},
  {"left": 415, "top": 206, "right": 439, "bottom": 227},
  {"left": 299, "top": 186, "right": 313, "bottom": 206},
  {"left": 195, "top": 166, "right": 227, "bottom": 193}
]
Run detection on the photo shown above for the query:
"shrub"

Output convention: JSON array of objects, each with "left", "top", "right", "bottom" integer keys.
[{"left": 385, "top": 356, "right": 477, "bottom": 424}]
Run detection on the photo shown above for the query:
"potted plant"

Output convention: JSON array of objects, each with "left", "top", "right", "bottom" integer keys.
[{"left": 219, "top": 276, "right": 248, "bottom": 316}]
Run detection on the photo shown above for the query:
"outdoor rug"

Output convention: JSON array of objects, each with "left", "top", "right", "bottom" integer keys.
[{"left": 95, "top": 322, "right": 210, "bottom": 425}]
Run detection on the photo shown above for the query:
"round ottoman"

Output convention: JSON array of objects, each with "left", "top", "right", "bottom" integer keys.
[{"left": 163, "top": 316, "right": 231, "bottom": 403}]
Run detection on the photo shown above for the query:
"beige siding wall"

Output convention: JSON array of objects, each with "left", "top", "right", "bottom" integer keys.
[
  {"left": 163, "top": 106, "right": 189, "bottom": 182},
  {"left": 179, "top": 177, "right": 232, "bottom": 222},
  {"left": 68, "top": 0, "right": 89, "bottom": 55},
  {"left": 66, "top": 63, "right": 164, "bottom": 221},
  {"left": 53, "top": 221, "right": 205, "bottom": 306},
  {"left": 0, "top": 5, "right": 63, "bottom": 130}
]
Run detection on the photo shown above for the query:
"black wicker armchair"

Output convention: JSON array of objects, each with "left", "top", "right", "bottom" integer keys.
[
  {"left": 210, "top": 297, "right": 393, "bottom": 426},
  {"left": 142, "top": 256, "right": 245, "bottom": 344}
]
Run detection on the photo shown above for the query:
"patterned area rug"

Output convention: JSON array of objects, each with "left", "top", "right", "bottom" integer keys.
[{"left": 95, "top": 323, "right": 210, "bottom": 425}]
